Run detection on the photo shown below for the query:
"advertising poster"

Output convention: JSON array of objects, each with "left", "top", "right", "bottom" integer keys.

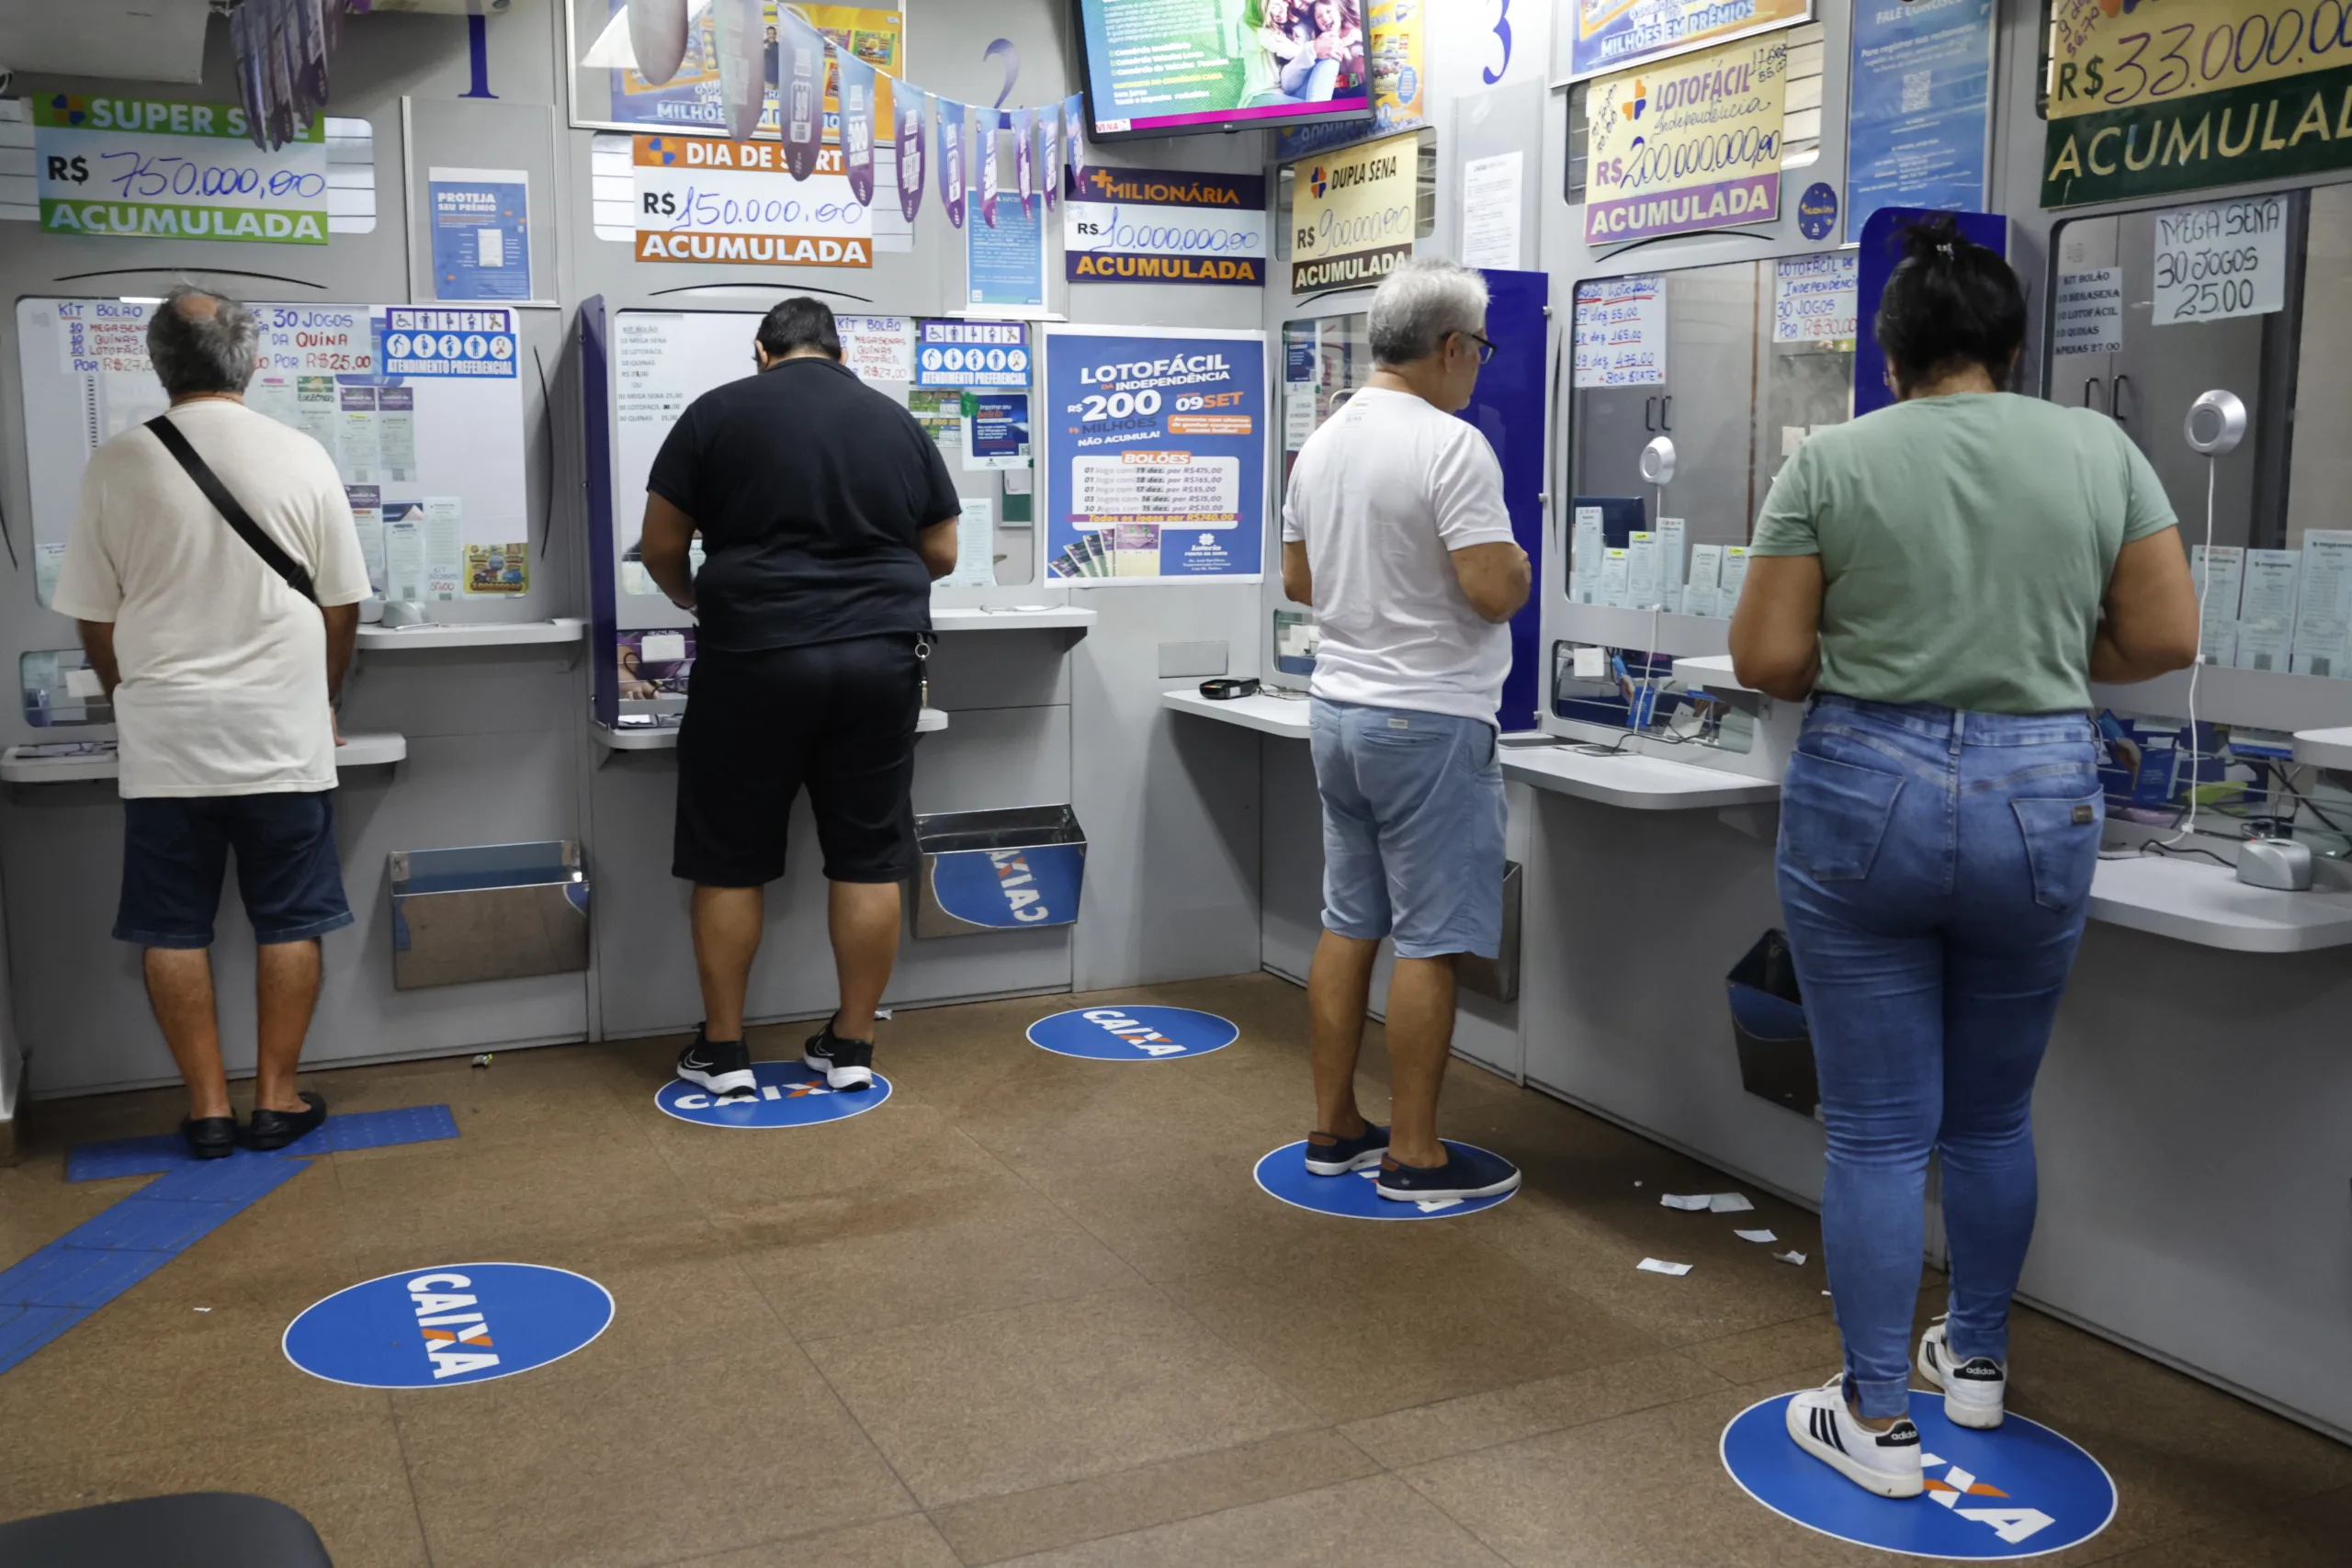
[
  {"left": 1846, "top": 0, "right": 1994, "bottom": 242},
  {"left": 1583, "top": 33, "right": 1788, "bottom": 246},
  {"left": 593, "top": 1, "right": 899, "bottom": 139},
  {"left": 2041, "top": 0, "right": 2352, "bottom": 206},
  {"left": 914, "top": 320, "right": 1032, "bottom": 389},
  {"left": 33, "top": 94, "right": 328, "bottom": 244},
  {"left": 1772, "top": 254, "right": 1858, "bottom": 344},
  {"left": 428, "top": 166, "right": 533, "bottom": 302},
  {"left": 1042, "top": 325, "right": 1267, "bottom": 584},
  {"left": 836, "top": 314, "right": 915, "bottom": 382},
  {"left": 1076, "top": 0, "right": 1374, "bottom": 137},
  {"left": 1290, "top": 129, "right": 1419, "bottom": 293},
  {"left": 1572, "top": 275, "right": 1667, "bottom": 387},
  {"left": 1562, "top": 0, "right": 1810, "bottom": 82},
  {"left": 1273, "top": 0, "right": 1427, "bottom": 159},
  {"left": 962, "top": 392, "right": 1032, "bottom": 470},
  {"left": 1065, "top": 164, "right": 1269, "bottom": 286},
  {"left": 631, "top": 134, "right": 873, "bottom": 267},
  {"left": 966, "top": 189, "right": 1051, "bottom": 313}
]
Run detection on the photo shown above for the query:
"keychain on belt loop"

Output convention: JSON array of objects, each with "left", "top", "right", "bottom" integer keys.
[
  {"left": 2172, "top": 389, "right": 2245, "bottom": 847},
  {"left": 915, "top": 634, "right": 933, "bottom": 712}
]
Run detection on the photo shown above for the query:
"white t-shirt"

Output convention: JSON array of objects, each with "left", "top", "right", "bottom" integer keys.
[
  {"left": 1281, "top": 387, "right": 1516, "bottom": 724},
  {"left": 52, "top": 400, "right": 370, "bottom": 798}
]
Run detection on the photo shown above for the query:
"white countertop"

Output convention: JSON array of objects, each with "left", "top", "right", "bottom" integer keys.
[
  {"left": 357, "top": 617, "right": 584, "bottom": 650},
  {"left": 594, "top": 709, "right": 949, "bottom": 750},
  {"left": 1, "top": 732, "right": 407, "bottom": 784},
  {"left": 2293, "top": 727, "right": 2352, "bottom": 770},
  {"left": 1501, "top": 743, "right": 1784, "bottom": 810},
  {"left": 2088, "top": 852, "right": 2352, "bottom": 953},
  {"left": 1672, "top": 654, "right": 1752, "bottom": 692},
  {"left": 932, "top": 605, "right": 1097, "bottom": 632},
  {"left": 1161, "top": 687, "right": 1312, "bottom": 739}
]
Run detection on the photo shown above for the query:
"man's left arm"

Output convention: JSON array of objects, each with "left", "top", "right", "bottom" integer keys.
[
  {"left": 76, "top": 621, "right": 121, "bottom": 698},
  {"left": 641, "top": 492, "right": 700, "bottom": 610}
]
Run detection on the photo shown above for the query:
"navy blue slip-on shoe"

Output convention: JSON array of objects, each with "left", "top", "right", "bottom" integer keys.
[
  {"left": 243, "top": 1091, "right": 327, "bottom": 1152},
  {"left": 1374, "top": 1143, "right": 1521, "bottom": 1202},
  {"left": 1303, "top": 1122, "right": 1391, "bottom": 1176},
  {"left": 181, "top": 1115, "right": 239, "bottom": 1160}
]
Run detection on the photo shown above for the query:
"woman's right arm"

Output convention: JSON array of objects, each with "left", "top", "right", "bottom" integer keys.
[{"left": 2091, "top": 526, "right": 2201, "bottom": 683}]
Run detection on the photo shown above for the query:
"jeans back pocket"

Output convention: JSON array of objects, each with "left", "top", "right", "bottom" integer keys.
[
  {"left": 2012, "top": 792, "right": 2104, "bottom": 911},
  {"left": 1781, "top": 750, "right": 1905, "bottom": 882}
]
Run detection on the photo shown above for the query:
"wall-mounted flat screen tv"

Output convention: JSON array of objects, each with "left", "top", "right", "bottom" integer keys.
[{"left": 1074, "top": 0, "right": 1376, "bottom": 141}]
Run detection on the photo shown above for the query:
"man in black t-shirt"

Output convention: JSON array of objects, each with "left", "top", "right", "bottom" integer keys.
[{"left": 639, "top": 297, "right": 961, "bottom": 1099}]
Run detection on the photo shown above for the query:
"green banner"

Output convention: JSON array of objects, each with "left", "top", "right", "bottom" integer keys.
[
  {"left": 2043, "top": 63, "right": 2352, "bottom": 208},
  {"left": 30, "top": 95, "right": 318, "bottom": 142},
  {"left": 40, "top": 199, "right": 328, "bottom": 244}
]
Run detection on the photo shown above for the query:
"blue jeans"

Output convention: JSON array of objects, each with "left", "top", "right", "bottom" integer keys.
[
  {"left": 1776, "top": 694, "right": 2103, "bottom": 1418},
  {"left": 1309, "top": 698, "right": 1506, "bottom": 959},
  {"left": 1281, "top": 55, "right": 1340, "bottom": 101}
]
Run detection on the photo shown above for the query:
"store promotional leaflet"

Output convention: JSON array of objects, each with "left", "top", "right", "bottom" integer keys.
[
  {"left": 1065, "top": 165, "right": 1269, "bottom": 287},
  {"left": 1043, "top": 326, "right": 1267, "bottom": 584},
  {"left": 1564, "top": 0, "right": 1811, "bottom": 81},
  {"left": 1846, "top": 0, "right": 1994, "bottom": 242},
  {"left": 1077, "top": 0, "right": 1373, "bottom": 136}
]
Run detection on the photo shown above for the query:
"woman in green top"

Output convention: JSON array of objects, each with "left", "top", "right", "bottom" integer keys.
[{"left": 1731, "top": 218, "right": 2199, "bottom": 1499}]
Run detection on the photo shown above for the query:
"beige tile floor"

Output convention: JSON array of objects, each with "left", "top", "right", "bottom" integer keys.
[{"left": 1, "top": 973, "right": 2343, "bottom": 1567}]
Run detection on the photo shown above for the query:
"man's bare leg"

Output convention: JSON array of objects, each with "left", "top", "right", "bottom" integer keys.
[
  {"left": 826, "top": 879, "right": 900, "bottom": 1042},
  {"left": 1308, "top": 929, "right": 1380, "bottom": 1142},
  {"left": 253, "top": 939, "right": 322, "bottom": 1114},
  {"left": 143, "top": 947, "right": 231, "bottom": 1122},
  {"left": 691, "top": 884, "right": 764, "bottom": 1039},
  {"left": 1382, "top": 953, "right": 1460, "bottom": 1169}
]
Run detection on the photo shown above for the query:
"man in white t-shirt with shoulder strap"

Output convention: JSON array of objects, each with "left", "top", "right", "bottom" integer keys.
[
  {"left": 1279, "top": 257, "right": 1531, "bottom": 1203},
  {"left": 53, "top": 287, "right": 370, "bottom": 1160}
]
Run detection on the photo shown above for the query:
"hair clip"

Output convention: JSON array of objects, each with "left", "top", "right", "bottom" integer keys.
[{"left": 1936, "top": 243, "right": 1955, "bottom": 255}]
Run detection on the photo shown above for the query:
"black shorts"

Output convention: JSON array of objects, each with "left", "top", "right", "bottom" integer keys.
[
  {"left": 673, "top": 635, "right": 922, "bottom": 887},
  {"left": 114, "top": 791, "right": 354, "bottom": 949}
]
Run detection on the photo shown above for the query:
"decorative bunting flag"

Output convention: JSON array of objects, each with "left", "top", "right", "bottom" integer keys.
[
  {"left": 897, "top": 84, "right": 927, "bottom": 224},
  {"left": 939, "top": 98, "right": 967, "bottom": 229},
  {"left": 627, "top": 0, "right": 689, "bottom": 86},
  {"left": 712, "top": 0, "right": 765, "bottom": 144},
  {"left": 1038, "top": 103, "right": 1061, "bottom": 211},
  {"left": 781, "top": 11, "right": 824, "bottom": 180},
  {"left": 1012, "top": 105, "right": 1035, "bottom": 219},
  {"left": 839, "top": 51, "right": 877, "bottom": 207},
  {"left": 1063, "top": 92, "right": 1088, "bottom": 192},
  {"left": 978, "top": 108, "right": 1000, "bottom": 228}
]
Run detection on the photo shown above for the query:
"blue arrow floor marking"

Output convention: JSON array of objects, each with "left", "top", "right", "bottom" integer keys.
[{"left": 0, "top": 1105, "right": 461, "bottom": 1375}]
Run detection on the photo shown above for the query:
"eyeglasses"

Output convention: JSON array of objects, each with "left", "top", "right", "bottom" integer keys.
[{"left": 1455, "top": 331, "right": 1498, "bottom": 365}]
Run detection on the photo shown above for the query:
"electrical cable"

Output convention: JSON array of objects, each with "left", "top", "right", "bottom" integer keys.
[{"left": 2161, "top": 455, "right": 2218, "bottom": 851}]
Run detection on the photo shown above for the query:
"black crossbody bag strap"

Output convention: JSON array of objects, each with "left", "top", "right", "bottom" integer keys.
[{"left": 144, "top": 414, "right": 319, "bottom": 605}]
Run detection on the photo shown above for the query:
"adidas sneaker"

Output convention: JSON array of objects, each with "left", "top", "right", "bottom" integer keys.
[
  {"left": 1785, "top": 1376, "right": 1924, "bottom": 1498},
  {"left": 1917, "top": 1316, "right": 2007, "bottom": 1430}
]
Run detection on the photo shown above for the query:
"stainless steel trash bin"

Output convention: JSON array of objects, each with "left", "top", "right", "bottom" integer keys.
[
  {"left": 390, "top": 840, "right": 591, "bottom": 990},
  {"left": 912, "top": 805, "right": 1088, "bottom": 938}
]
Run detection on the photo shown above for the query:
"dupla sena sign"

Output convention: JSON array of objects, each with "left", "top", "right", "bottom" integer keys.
[
  {"left": 1584, "top": 33, "right": 1789, "bottom": 245},
  {"left": 1290, "top": 130, "right": 1419, "bottom": 293},
  {"left": 2042, "top": 0, "right": 2352, "bottom": 206}
]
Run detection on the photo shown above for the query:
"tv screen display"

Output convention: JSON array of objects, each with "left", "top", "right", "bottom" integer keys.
[{"left": 1075, "top": 0, "right": 1376, "bottom": 141}]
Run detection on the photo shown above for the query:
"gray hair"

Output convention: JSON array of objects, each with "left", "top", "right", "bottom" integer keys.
[
  {"left": 1368, "top": 256, "right": 1489, "bottom": 366},
  {"left": 146, "top": 285, "right": 259, "bottom": 396}
]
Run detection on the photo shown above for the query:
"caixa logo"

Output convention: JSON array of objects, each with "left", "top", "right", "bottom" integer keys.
[
  {"left": 929, "top": 842, "right": 1085, "bottom": 931},
  {"left": 283, "top": 1263, "right": 614, "bottom": 1389},
  {"left": 1027, "top": 1004, "right": 1238, "bottom": 1061}
]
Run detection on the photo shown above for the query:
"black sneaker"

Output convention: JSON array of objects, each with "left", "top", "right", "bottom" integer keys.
[
  {"left": 1374, "top": 1143, "right": 1521, "bottom": 1202},
  {"left": 676, "top": 1029, "right": 754, "bottom": 1097},
  {"left": 803, "top": 1024, "right": 874, "bottom": 1091},
  {"left": 1303, "top": 1122, "right": 1390, "bottom": 1176},
  {"left": 180, "top": 1115, "right": 239, "bottom": 1161},
  {"left": 244, "top": 1091, "right": 327, "bottom": 1152}
]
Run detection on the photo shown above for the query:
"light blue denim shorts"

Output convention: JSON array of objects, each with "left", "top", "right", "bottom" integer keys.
[{"left": 1308, "top": 697, "right": 1506, "bottom": 960}]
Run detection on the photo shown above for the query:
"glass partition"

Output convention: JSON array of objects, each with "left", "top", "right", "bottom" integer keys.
[{"left": 20, "top": 649, "right": 111, "bottom": 728}]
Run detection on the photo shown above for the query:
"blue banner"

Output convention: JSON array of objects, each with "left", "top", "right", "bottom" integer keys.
[
  {"left": 965, "top": 186, "right": 1047, "bottom": 311},
  {"left": 1845, "top": 0, "right": 1994, "bottom": 243},
  {"left": 1042, "top": 327, "right": 1266, "bottom": 583},
  {"left": 426, "top": 171, "right": 529, "bottom": 302}
]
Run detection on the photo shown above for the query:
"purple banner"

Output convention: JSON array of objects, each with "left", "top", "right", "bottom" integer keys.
[
  {"left": 897, "top": 85, "right": 927, "bottom": 224},
  {"left": 712, "top": 0, "right": 764, "bottom": 143},
  {"left": 938, "top": 98, "right": 967, "bottom": 229},
  {"left": 1012, "top": 106, "right": 1035, "bottom": 219},
  {"left": 1038, "top": 103, "right": 1061, "bottom": 212},
  {"left": 838, "top": 51, "right": 876, "bottom": 206},
  {"left": 781, "top": 12, "right": 822, "bottom": 180},
  {"left": 1584, "top": 174, "right": 1781, "bottom": 245},
  {"left": 1063, "top": 92, "right": 1087, "bottom": 191},
  {"left": 978, "top": 110, "right": 1001, "bottom": 228}
]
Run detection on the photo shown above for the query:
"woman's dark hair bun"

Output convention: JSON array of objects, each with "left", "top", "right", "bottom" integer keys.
[{"left": 1874, "top": 212, "right": 2027, "bottom": 397}]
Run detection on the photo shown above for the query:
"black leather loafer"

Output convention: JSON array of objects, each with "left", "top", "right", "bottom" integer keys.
[
  {"left": 180, "top": 1115, "right": 240, "bottom": 1161},
  {"left": 244, "top": 1091, "right": 327, "bottom": 1151}
]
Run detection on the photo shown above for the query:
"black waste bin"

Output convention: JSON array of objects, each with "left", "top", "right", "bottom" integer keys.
[{"left": 1727, "top": 928, "right": 1817, "bottom": 1118}]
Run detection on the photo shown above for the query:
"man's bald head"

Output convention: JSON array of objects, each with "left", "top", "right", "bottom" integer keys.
[{"left": 146, "top": 284, "right": 259, "bottom": 398}]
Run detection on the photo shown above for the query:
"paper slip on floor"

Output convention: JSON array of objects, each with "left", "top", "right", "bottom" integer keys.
[
  {"left": 1660, "top": 1191, "right": 1754, "bottom": 1213},
  {"left": 1734, "top": 1228, "right": 1777, "bottom": 1244},
  {"left": 1636, "top": 1258, "right": 1693, "bottom": 1276}
]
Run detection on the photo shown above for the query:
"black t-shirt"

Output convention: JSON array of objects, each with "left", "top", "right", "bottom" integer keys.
[{"left": 646, "top": 356, "right": 960, "bottom": 650}]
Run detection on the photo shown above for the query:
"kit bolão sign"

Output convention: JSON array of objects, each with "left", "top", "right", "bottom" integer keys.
[
  {"left": 1290, "top": 130, "right": 1419, "bottom": 294},
  {"left": 1584, "top": 33, "right": 1789, "bottom": 244},
  {"left": 34, "top": 93, "right": 328, "bottom": 245}
]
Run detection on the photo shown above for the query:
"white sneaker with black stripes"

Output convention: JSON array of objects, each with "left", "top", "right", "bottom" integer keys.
[
  {"left": 1917, "top": 1316, "right": 2007, "bottom": 1429},
  {"left": 1785, "top": 1376, "right": 1923, "bottom": 1497}
]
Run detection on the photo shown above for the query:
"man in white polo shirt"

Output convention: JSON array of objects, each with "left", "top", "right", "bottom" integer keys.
[
  {"left": 53, "top": 287, "right": 369, "bottom": 1159},
  {"left": 1279, "top": 256, "right": 1531, "bottom": 1203}
]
